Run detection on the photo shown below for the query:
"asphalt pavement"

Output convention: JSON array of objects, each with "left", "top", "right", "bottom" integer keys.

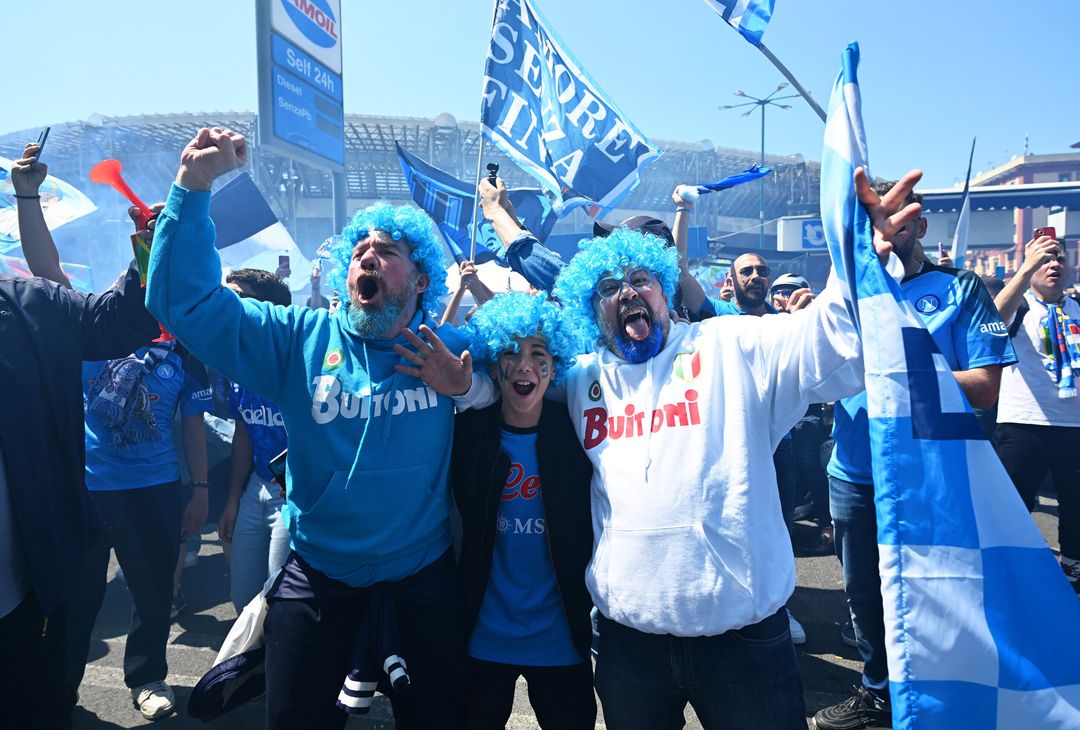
[{"left": 72, "top": 497, "right": 1064, "bottom": 729}]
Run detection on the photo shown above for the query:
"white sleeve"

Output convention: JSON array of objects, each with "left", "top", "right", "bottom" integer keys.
[
  {"left": 745, "top": 273, "right": 865, "bottom": 437},
  {"left": 451, "top": 372, "right": 499, "bottom": 412}
]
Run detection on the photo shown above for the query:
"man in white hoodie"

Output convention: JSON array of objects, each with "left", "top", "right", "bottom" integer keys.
[
  {"left": 404, "top": 172, "right": 924, "bottom": 727},
  {"left": 540, "top": 173, "right": 921, "bottom": 729}
]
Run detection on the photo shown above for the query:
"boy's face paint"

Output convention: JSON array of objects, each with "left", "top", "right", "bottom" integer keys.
[{"left": 494, "top": 335, "right": 553, "bottom": 428}]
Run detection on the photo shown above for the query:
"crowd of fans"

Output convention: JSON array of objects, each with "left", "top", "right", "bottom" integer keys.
[{"left": 1, "top": 128, "right": 1075, "bottom": 730}]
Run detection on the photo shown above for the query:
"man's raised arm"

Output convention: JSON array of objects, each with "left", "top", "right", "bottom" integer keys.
[{"left": 146, "top": 128, "right": 304, "bottom": 403}]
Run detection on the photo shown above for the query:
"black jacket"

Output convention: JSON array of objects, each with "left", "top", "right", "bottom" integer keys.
[
  {"left": 0, "top": 266, "right": 159, "bottom": 615},
  {"left": 451, "top": 401, "right": 594, "bottom": 660}
]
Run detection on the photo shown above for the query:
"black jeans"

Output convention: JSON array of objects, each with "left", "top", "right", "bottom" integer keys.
[
  {"left": 0, "top": 593, "right": 72, "bottom": 730},
  {"left": 792, "top": 414, "right": 831, "bottom": 526},
  {"left": 66, "top": 483, "right": 182, "bottom": 703},
  {"left": 993, "top": 422, "right": 1080, "bottom": 559},
  {"left": 464, "top": 657, "right": 595, "bottom": 730},
  {"left": 593, "top": 610, "right": 805, "bottom": 730},
  {"left": 263, "top": 551, "right": 465, "bottom": 730}
]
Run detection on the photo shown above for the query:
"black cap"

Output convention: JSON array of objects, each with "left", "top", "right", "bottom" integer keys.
[{"left": 593, "top": 215, "right": 675, "bottom": 247}]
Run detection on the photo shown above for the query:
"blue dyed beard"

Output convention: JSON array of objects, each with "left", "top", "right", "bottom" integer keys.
[
  {"left": 347, "top": 272, "right": 418, "bottom": 338},
  {"left": 610, "top": 324, "right": 664, "bottom": 363},
  {"left": 348, "top": 301, "right": 404, "bottom": 339}
]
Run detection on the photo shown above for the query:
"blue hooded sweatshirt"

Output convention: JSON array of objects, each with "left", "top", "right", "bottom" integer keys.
[{"left": 147, "top": 184, "right": 493, "bottom": 586}]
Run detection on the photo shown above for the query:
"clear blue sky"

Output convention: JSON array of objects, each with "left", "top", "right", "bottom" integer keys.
[{"left": 5, "top": 1, "right": 1078, "bottom": 188}]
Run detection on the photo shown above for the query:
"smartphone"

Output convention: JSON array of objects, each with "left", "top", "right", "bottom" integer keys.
[
  {"left": 1034, "top": 226, "right": 1057, "bottom": 240},
  {"left": 938, "top": 242, "right": 946, "bottom": 258},
  {"left": 267, "top": 448, "right": 287, "bottom": 484},
  {"left": 33, "top": 127, "right": 50, "bottom": 160},
  {"left": 278, "top": 254, "right": 291, "bottom": 276}
]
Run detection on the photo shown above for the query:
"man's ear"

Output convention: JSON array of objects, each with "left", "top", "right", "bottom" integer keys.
[
  {"left": 415, "top": 272, "right": 430, "bottom": 294},
  {"left": 916, "top": 217, "right": 928, "bottom": 239}
]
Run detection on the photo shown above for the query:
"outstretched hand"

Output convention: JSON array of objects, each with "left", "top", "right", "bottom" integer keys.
[
  {"left": 176, "top": 127, "right": 248, "bottom": 191},
  {"left": 855, "top": 167, "right": 923, "bottom": 264},
  {"left": 394, "top": 325, "right": 473, "bottom": 396}
]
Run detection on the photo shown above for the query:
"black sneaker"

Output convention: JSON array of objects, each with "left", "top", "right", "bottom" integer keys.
[
  {"left": 841, "top": 619, "right": 858, "bottom": 648},
  {"left": 812, "top": 686, "right": 891, "bottom": 730}
]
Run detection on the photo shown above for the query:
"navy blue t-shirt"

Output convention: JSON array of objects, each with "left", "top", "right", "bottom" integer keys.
[
  {"left": 467, "top": 426, "right": 581, "bottom": 666},
  {"left": 829, "top": 264, "right": 1016, "bottom": 484}
]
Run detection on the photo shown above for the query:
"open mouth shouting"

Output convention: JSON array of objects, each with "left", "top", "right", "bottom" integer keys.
[
  {"left": 511, "top": 380, "right": 537, "bottom": 397},
  {"left": 355, "top": 274, "right": 382, "bottom": 306},
  {"left": 620, "top": 303, "right": 653, "bottom": 342}
]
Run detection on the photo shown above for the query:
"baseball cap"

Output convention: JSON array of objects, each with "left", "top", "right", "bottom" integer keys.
[
  {"left": 593, "top": 215, "right": 675, "bottom": 247},
  {"left": 769, "top": 273, "right": 809, "bottom": 293}
]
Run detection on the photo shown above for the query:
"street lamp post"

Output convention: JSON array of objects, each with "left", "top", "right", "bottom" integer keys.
[{"left": 720, "top": 83, "right": 798, "bottom": 249}]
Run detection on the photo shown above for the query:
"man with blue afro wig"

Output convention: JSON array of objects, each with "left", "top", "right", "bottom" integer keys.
[
  {"left": 145, "top": 127, "right": 498, "bottom": 727},
  {"left": 320, "top": 202, "right": 449, "bottom": 336},
  {"left": 450, "top": 290, "right": 597, "bottom": 727},
  {"left": 406, "top": 168, "right": 928, "bottom": 726}
]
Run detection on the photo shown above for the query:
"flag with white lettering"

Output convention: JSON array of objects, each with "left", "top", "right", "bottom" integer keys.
[
  {"left": 949, "top": 138, "right": 976, "bottom": 268},
  {"left": 481, "top": 0, "right": 661, "bottom": 216},
  {"left": 703, "top": 0, "right": 775, "bottom": 47},
  {"left": 822, "top": 41, "right": 1080, "bottom": 728},
  {"left": 395, "top": 142, "right": 556, "bottom": 264}
]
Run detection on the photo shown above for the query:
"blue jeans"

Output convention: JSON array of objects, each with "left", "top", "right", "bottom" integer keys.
[
  {"left": 829, "top": 475, "right": 888, "bottom": 690},
  {"left": 229, "top": 473, "right": 290, "bottom": 612},
  {"left": 593, "top": 610, "right": 805, "bottom": 730}
]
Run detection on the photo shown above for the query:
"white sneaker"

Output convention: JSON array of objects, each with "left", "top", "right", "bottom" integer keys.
[
  {"left": 131, "top": 681, "right": 175, "bottom": 720},
  {"left": 788, "top": 611, "right": 807, "bottom": 645}
]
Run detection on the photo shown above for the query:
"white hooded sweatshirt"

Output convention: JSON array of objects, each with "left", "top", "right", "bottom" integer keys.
[{"left": 568, "top": 278, "right": 863, "bottom": 636}]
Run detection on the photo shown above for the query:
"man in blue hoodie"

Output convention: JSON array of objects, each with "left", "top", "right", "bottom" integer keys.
[{"left": 146, "top": 127, "right": 493, "bottom": 729}]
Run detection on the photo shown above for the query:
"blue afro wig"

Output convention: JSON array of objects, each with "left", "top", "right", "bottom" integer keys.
[
  {"left": 551, "top": 228, "right": 680, "bottom": 348},
  {"left": 467, "top": 291, "right": 576, "bottom": 385},
  {"left": 320, "top": 203, "right": 448, "bottom": 316}
]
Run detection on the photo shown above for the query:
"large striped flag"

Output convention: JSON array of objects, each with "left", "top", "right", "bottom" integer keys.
[
  {"left": 821, "top": 42, "right": 1080, "bottom": 728},
  {"left": 395, "top": 143, "right": 557, "bottom": 264},
  {"left": 702, "top": 0, "right": 775, "bottom": 47},
  {"left": 949, "top": 138, "right": 976, "bottom": 269}
]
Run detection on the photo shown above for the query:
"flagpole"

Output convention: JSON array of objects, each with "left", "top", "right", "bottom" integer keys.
[
  {"left": 469, "top": 138, "right": 492, "bottom": 263},
  {"left": 756, "top": 43, "right": 826, "bottom": 123},
  {"left": 950, "top": 137, "right": 977, "bottom": 266}
]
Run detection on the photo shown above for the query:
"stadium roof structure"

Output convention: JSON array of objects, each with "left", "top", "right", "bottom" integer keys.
[{"left": 0, "top": 111, "right": 821, "bottom": 227}]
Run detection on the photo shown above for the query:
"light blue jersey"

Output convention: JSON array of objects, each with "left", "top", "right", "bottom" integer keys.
[{"left": 829, "top": 264, "right": 1016, "bottom": 484}]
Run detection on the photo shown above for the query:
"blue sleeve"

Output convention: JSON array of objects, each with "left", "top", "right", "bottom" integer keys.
[
  {"left": 953, "top": 273, "right": 1017, "bottom": 370},
  {"left": 502, "top": 232, "right": 566, "bottom": 292},
  {"left": 147, "top": 184, "right": 316, "bottom": 403},
  {"left": 179, "top": 373, "right": 212, "bottom": 418},
  {"left": 697, "top": 295, "right": 740, "bottom": 320}
]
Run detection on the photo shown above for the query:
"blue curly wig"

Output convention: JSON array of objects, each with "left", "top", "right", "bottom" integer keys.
[
  {"left": 467, "top": 291, "right": 576, "bottom": 385},
  {"left": 321, "top": 203, "right": 448, "bottom": 316},
  {"left": 551, "top": 228, "right": 680, "bottom": 348}
]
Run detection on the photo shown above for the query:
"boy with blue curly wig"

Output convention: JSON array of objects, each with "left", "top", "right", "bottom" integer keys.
[
  {"left": 448, "top": 291, "right": 596, "bottom": 729},
  {"left": 146, "top": 127, "right": 498, "bottom": 728}
]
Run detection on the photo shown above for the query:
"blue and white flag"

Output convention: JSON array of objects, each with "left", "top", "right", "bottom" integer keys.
[
  {"left": 822, "top": 42, "right": 1080, "bottom": 729},
  {"left": 703, "top": 0, "right": 775, "bottom": 47},
  {"left": 949, "top": 138, "right": 976, "bottom": 268},
  {"left": 0, "top": 158, "right": 97, "bottom": 254},
  {"left": 677, "top": 165, "right": 772, "bottom": 202},
  {"left": 481, "top": 0, "right": 661, "bottom": 216},
  {"left": 395, "top": 142, "right": 556, "bottom": 265},
  {"left": 209, "top": 172, "right": 312, "bottom": 292}
]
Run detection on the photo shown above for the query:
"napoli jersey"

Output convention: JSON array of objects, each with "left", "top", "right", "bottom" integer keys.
[
  {"left": 228, "top": 384, "right": 288, "bottom": 482},
  {"left": 84, "top": 347, "right": 212, "bottom": 491},
  {"left": 467, "top": 426, "right": 581, "bottom": 667},
  {"left": 829, "top": 264, "right": 1016, "bottom": 484}
]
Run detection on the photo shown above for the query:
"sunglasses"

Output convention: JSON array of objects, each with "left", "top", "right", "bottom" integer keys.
[{"left": 737, "top": 265, "right": 771, "bottom": 277}]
